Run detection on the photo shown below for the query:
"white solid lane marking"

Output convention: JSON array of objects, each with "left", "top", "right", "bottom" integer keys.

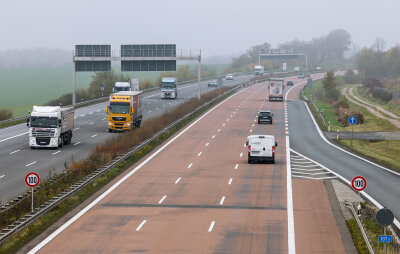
[
  {"left": 52, "top": 151, "right": 61, "bottom": 155},
  {"left": 188, "top": 163, "right": 193, "bottom": 168},
  {"left": 234, "top": 164, "right": 238, "bottom": 170},
  {"left": 74, "top": 142, "right": 81, "bottom": 146},
  {"left": 158, "top": 195, "right": 167, "bottom": 204},
  {"left": 175, "top": 177, "right": 182, "bottom": 184},
  {"left": 219, "top": 196, "right": 225, "bottom": 205},
  {"left": 9, "top": 150, "right": 20, "bottom": 154},
  {"left": 240, "top": 153, "right": 243, "bottom": 157},
  {"left": 89, "top": 122, "right": 95, "bottom": 125},
  {"left": 212, "top": 135, "right": 215, "bottom": 139},
  {"left": 0, "top": 175, "right": 5, "bottom": 179},
  {"left": 228, "top": 178, "right": 233, "bottom": 185},
  {"left": 205, "top": 143, "right": 209, "bottom": 147},
  {"left": 286, "top": 136, "right": 296, "bottom": 253},
  {"left": 208, "top": 221, "right": 215, "bottom": 232},
  {"left": 91, "top": 134, "right": 98, "bottom": 138},
  {"left": 197, "top": 152, "right": 202, "bottom": 157},
  {"left": 25, "top": 161, "right": 37, "bottom": 167},
  {"left": 73, "top": 127, "right": 80, "bottom": 131},
  {"left": 0, "top": 132, "right": 28, "bottom": 143},
  {"left": 136, "top": 220, "right": 147, "bottom": 231}
]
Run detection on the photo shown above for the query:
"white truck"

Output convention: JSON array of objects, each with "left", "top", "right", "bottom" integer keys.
[
  {"left": 254, "top": 65, "right": 264, "bottom": 76},
  {"left": 268, "top": 78, "right": 284, "bottom": 101},
  {"left": 27, "top": 106, "right": 74, "bottom": 149},
  {"left": 246, "top": 135, "right": 277, "bottom": 164},
  {"left": 113, "top": 79, "right": 140, "bottom": 92},
  {"left": 160, "top": 77, "right": 178, "bottom": 99}
]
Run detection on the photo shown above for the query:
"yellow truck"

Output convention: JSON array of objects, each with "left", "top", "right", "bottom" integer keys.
[{"left": 106, "top": 91, "right": 143, "bottom": 132}]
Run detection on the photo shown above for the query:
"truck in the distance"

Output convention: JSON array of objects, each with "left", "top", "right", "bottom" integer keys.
[
  {"left": 27, "top": 106, "right": 74, "bottom": 149},
  {"left": 254, "top": 65, "right": 264, "bottom": 76},
  {"left": 268, "top": 78, "right": 284, "bottom": 101},
  {"left": 113, "top": 79, "right": 140, "bottom": 92},
  {"left": 106, "top": 91, "right": 143, "bottom": 132},
  {"left": 160, "top": 77, "right": 177, "bottom": 99}
]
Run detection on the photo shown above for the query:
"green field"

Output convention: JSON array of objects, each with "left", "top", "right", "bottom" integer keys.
[{"left": 0, "top": 64, "right": 228, "bottom": 117}]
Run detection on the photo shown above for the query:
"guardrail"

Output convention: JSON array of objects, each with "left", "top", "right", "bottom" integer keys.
[
  {"left": 0, "top": 82, "right": 251, "bottom": 244},
  {"left": 345, "top": 202, "right": 375, "bottom": 254}
]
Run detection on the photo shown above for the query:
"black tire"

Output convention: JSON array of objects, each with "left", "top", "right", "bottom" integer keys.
[
  {"left": 108, "top": 129, "right": 113, "bottom": 133},
  {"left": 258, "top": 121, "right": 260, "bottom": 124},
  {"left": 271, "top": 159, "right": 275, "bottom": 164},
  {"left": 30, "top": 146, "right": 35, "bottom": 150}
]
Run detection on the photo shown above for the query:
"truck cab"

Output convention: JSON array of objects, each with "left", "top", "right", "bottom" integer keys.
[
  {"left": 161, "top": 77, "right": 177, "bottom": 99},
  {"left": 254, "top": 65, "right": 264, "bottom": 76},
  {"left": 247, "top": 135, "right": 277, "bottom": 164}
]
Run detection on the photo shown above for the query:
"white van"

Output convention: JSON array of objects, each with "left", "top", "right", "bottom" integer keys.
[{"left": 246, "top": 135, "right": 277, "bottom": 164}]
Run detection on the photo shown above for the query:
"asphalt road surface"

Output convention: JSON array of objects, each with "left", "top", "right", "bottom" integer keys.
[
  {"left": 0, "top": 75, "right": 252, "bottom": 203},
  {"left": 28, "top": 74, "right": 348, "bottom": 253}
]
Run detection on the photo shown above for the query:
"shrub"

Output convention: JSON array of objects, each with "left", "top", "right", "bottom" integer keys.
[
  {"left": 363, "top": 77, "right": 383, "bottom": 93},
  {"left": 326, "top": 88, "right": 340, "bottom": 102},
  {"left": 334, "top": 98, "right": 349, "bottom": 111},
  {"left": 372, "top": 90, "right": 392, "bottom": 102},
  {"left": 344, "top": 70, "right": 361, "bottom": 84},
  {"left": 0, "top": 109, "right": 13, "bottom": 121}
]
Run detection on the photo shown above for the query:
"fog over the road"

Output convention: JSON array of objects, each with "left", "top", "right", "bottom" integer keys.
[{"left": 0, "top": 0, "right": 399, "bottom": 57}]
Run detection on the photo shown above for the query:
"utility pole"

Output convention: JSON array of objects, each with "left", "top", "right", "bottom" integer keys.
[{"left": 197, "top": 51, "right": 201, "bottom": 100}]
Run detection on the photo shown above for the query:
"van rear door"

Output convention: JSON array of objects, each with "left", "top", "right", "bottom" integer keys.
[{"left": 261, "top": 137, "right": 274, "bottom": 157}]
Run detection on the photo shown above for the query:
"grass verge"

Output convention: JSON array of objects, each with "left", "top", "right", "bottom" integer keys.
[
  {"left": 337, "top": 139, "right": 400, "bottom": 172},
  {"left": 355, "top": 86, "right": 400, "bottom": 118},
  {"left": 0, "top": 87, "right": 236, "bottom": 253}
]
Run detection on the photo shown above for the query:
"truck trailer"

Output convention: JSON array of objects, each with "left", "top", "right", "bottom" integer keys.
[
  {"left": 268, "top": 79, "right": 284, "bottom": 101},
  {"left": 106, "top": 91, "right": 143, "bottom": 132},
  {"left": 27, "top": 106, "right": 74, "bottom": 149},
  {"left": 113, "top": 79, "right": 140, "bottom": 93}
]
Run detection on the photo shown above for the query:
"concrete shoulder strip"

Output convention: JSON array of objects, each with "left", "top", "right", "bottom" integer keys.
[{"left": 28, "top": 83, "right": 253, "bottom": 254}]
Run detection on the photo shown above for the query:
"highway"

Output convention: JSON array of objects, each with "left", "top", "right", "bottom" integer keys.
[
  {"left": 0, "top": 76, "right": 251, "bottom": 203},
  {"left": 28, "top": 74, "right": 349, "bottom": 253}
]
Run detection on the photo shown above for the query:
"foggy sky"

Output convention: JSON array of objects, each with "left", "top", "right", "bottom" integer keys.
[{"left": 1, "top": 0, "right": 399, "bottom": 57}]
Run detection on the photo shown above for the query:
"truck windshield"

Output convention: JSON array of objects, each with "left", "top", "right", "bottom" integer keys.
[
  {"left": 110, "top": 102, "right": 130, "bottom": 114},
  {"left": 114, "top": 87, "right": 130, "bottom": 92},
  {"left": 161, "top": 82, "right": 175, "bottom": 89},
  {"left": 30, "top": 117, "right": 58, "bottom": 128}
]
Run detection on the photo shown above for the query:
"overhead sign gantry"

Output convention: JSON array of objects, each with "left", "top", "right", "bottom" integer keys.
[{"left": 72, "top": 44, "right": 201, "bottom": 106}]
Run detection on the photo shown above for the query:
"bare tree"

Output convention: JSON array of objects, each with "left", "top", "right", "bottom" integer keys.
[{"left": 372, "top": 37, "right": 386, "bottom": 52}]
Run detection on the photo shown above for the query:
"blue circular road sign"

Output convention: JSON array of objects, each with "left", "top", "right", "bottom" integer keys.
[{"left": 348, "top": 115, "right": 357, "bottom": 125}]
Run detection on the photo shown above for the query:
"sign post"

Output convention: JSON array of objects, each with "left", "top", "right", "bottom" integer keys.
[
  {"left": 348, "top": 116, "right": 357, "bottom": 146},
  {"left": 351, "top": 176, "right": 366, "bottom": 217},
  {"left": 100, "top": 82, "right": 104, "bottom": 97},
  {"left": 376, "top": 208, "right": 394, "bottom": 254},
  {"left": 25, "top": 172, "right": 40, "bottom": 212}
]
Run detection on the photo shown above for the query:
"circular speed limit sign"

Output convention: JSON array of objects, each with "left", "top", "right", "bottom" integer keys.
[
  {"left": 351, "top": 176, "right": 366, "bottom": 192},
  {"left": 25, "top": 172, "right": 40, "bottom": 188}
]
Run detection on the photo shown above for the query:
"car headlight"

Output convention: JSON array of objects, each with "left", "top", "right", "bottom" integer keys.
[
  {"left": 126, "top": 123, "right": 131, "bottom": 126},
  {"left": 108, "top": 122, "right": 112, "bottom": 126}
]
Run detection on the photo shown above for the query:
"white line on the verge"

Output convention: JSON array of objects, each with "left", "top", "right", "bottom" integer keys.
[
  {"left": 208, "top": 221, "right": 215, "bottom": 232},
  {"left": 218, "top": 129, "right": 221, "bottom": 132},
  {"left": 286, "top": 130, "right": 296, "bottom": 253},
  {"left": 0, "top": 175, "right": 5, "bottom": 179},
  {"left": 240, "top": 153, "right": 243, "bottom": 157},
  {"left": 88, "top": 112, "right": 93, "bottom": 115},
  {"left": 0, "top": 132, "right": 28, "bottom": 143},
  {"left": 52, "top": 151, "right": 61, "bottom": 155},
  {"left": 205, "top": 143, "right": 209, "bottom": 147},
  {"left": 228, "top": 178, "right": 233, "bottom": 185},
  {"left": 175, "top": 177, "right": 181, "bottom": 184},
  {"left": 27, "top": 83, "right": 256, "bottom": 253},
  {"left": 9, "top": 150, "right": 20, "bottom": 154},
  {"left": 25, "top": 161, "right": 37, "bottom": 167},
  {"left": 74, "top": 142, "right": 81, "bottom": 146},
  {"left": 234, "top": 164, "right": 238, "bottom": 170},
  {"left": 212, "top": 135, "right": 215, "bottom": 139},
  {"left": 136, "top": 220, "right": 147, "bottom": 231},
  {"left": 197, "top": 152, "right": 202, "bottom": 157},
  {"left": 91, "top": 134, "right": 98, "bottom": 138},
  {"left": 158, "top": 195, "right": 167, "bottom": 204},
  {"left": 219, "top": 196, "right": 225, "bottom": 205},
  {"left": 188, "top": 163, "right": 193, "bottom": 168},
  {"left": 89, "top": 122, "right": 95, "bottom": 125},
  {"left": 73, "top": 127, "right": 80, "bottom": 131}
]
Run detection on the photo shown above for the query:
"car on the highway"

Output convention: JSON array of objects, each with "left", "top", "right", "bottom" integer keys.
[
  {"left": 208, "top": 81, "right": 218, "bottom": 87},
  {"left": 305, "top": 73, "right": 310, "bottom": 77},
  {"left": 298, "top": 72, "right": 305, "bottom": 79},
  {"left": 225, "top": 73, "right": 233, "bottom": 80},
  {"left": 257, "top": 110, "right": 273, "bottom": 124},
  {"left": 286, "top": 81, "right": 294, "bottom": 86},
  {"left": 316, "top": 66, "right": 321, "bottom": 70},
  {"left": 294, "top": 67, "right": 300, "bottom": 71},
  {"left": 246, "top": 135, "right": 277, "bottom": 164}
]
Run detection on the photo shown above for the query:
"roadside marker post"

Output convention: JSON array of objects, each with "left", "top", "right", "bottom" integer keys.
[
  {"left": 25, "top": 172, "right": 40, "bottom": 212},
  {"left": 348, "top": 116, "right": 357, "bottom": 146}
]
